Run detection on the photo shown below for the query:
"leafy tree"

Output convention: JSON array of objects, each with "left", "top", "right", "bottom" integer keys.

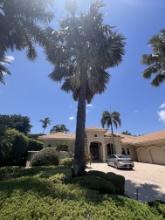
[
  {"left": 122, "top": 130, "right": 132, "bottom": 135},
  {"left": 0, "top": 114, "right": 32, "bottom": 134},
  {"left": 40, "top": 117, "right": 51, "bottom": 134},
  {"left": 0, "top": 0, "right": 54, "bottom": 83},
  {"left": 0, "top": 129, "right": 29, "bottom": 166},
  {"left": 50, "top": 124, "right": 69, "bottom": 133},
  {"left": 45, "top": 0, "right": 125, "bottom": 175},
  {"left": 142, "top": 30, "right": 165, "bottom": 86},
  {"left": 101, "top": 111, "right": 121, "bottom": 152}
]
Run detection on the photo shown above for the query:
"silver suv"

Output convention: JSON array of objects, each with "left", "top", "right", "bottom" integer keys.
[{"left": 107, "top": 154, "right": 134, "bottom": 170}]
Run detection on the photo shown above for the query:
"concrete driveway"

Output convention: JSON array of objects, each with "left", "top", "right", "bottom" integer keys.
[{"left": 87, "top": 162, "right": 165, "bottom": 202}]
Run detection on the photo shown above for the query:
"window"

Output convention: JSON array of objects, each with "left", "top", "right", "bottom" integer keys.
[
  {"left": 127, "top": 148, "right": 130, "bottom": 155},
  {"left": 107, "top": 143, "right": 114, "bottom": 156},
  {"left": 122, "top": 148, "right": 126, "bottom": 155},
  {"left": 94, "top": 134, "right": 98, "bottom": 137}
]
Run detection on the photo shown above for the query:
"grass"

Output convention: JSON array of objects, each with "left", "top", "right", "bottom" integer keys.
[{"left": 0, "top": 166, "right": 164, "bottom": 220}]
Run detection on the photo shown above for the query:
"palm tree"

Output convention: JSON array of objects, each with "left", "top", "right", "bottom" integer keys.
[
  {"left": 142, "top": 29, "right": 165, "bottom": 86},
  {"left": 50, "top": 124, "right": 69, "bottom": 133},
  {"left": 101, "top": 111, "right": 121, "bottom": 152},
  {"left": 40, "top": 117, "right": 51, "bottom": 134},
  {"left": 0, "top": 0, "right": 54, "bottom": 83},
  {"left": 45, "top": 0, "right": 125, "bottom": 175}
]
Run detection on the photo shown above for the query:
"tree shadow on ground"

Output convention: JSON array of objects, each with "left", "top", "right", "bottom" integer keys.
[{"left": 125, "top": 179, "right": 165, "bottom": 202}]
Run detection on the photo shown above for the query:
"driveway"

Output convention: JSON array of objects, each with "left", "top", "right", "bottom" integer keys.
[{"left": 87, "top": 162, "right": 165, "bottom": 202}]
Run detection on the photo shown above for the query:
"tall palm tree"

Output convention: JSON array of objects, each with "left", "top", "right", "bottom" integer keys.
[
  {"left": 142, "top": 29, "right": 165, "bottom": 86},
  {"left": 101, "top": 111, "right": 121, "bottom": 152},
  {"left": 0, "top": 0, "right": 54, "bottom": 83},
  {"left": 45, "top": 0, "right": 125, "bottom": 175},
  {"left": 40, "top": 117, "right": 51, "bottom": 134}
]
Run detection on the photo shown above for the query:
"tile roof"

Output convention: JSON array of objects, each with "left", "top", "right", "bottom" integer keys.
[
  {"left": 38, "top": 132, "right": 75, "bottom": 140},
  {"left": 120, "top": 130, "right": 165, "bottom": 144}
]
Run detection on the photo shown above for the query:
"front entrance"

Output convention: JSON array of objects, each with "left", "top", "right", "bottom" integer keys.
[
  {"left": 107, "top": 143, "right": 114, "bottom": 157},
  {"left": 90, "top": 142, "right": 100, "bottom": 161}
]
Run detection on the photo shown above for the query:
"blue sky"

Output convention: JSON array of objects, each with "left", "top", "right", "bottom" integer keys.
[{"left": 0, "top": 0, "right": 165, "bottom": 135}]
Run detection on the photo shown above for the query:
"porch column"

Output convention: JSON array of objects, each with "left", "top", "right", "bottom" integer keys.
[{"left": 102, "top": 143, "right": 106, "bottom": 162}]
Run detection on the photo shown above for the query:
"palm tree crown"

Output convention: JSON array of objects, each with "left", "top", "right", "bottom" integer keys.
[
  {"left": 40, "top": 117, "right": 51, "bottom": 133},
  {"left": 101, "top": 111, "right": 121, "bottom": 131},
  {"left": 142, "top": 29, "right": 165, "bottom": 86},
  {"left": 0, "top": 0, "right": 54, "bottom": 83}
]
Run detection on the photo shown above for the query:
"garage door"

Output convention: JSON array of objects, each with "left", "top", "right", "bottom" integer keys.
[
  {"left": 150, "top": 147, "right": 165, "bottom": 165},
  {"left": 137, "top": 148, "right": 152, "bottom": 163}
]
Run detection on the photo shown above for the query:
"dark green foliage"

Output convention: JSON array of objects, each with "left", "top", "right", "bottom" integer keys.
[
  {"left": 60, "top": 158, "right": 73, "bottom": 166},
  {"left": 142, "top": 30, "right": 165, "bottom": 86},
  {"left": 31, "top": 148, "right": 59, "bottom": 166},
  {"left": 56, "top": 145, "right": 69, "bottom": 152},
  {"left": 0, "top": 0, "right": 54, "bottom": 83},
  {"left": 70, "top": 174, "right": 116, "bottom": 194},
  {"left": 28, "top": 139, "right": 43, "bottom": 151},
  {"left": 106, "top": 172, "right": 125, "bottom": 195},
  {"left": 0, "top": 114, "right": 32, "bottom": 134},
  {"left": 87, "top": 170, "right": 125, "bottom": 195},
  {"left": 0, "top": 129, "right": 29, "bottom": 166},
  {"left": 148, "top": 200, "right": 165, "bottom": 218},
  {"left": 50, "top": 124, "right": 69, "bottom": 133},
  {"left": 0, "top": 166, "right": 164, "bottom": 219}
]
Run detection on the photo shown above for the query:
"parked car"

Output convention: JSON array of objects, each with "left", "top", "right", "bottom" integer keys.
[{"left": 107, "top": 154, "right": 134, "bottom": 169}]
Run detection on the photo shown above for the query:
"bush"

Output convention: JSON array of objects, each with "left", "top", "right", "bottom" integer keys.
[
  {"left": 86, "top": 171, "right": 125, "bottom": 195},
  {"left": 28, "top": 139, "right": 43, "bottom": 151},
  {"left": 106, "top": 172, "right": 125, "bottom": 195},
  {"left": 71, "top": 174, "right": 116, "bottom": 194},
  {"left": 31, "top": 148, "right": 59, "bottom": 166},
  {"left": 60, "top": 158, "right": 73, "bottom": 166},
  {"left": 56, "top": 145, "right": 69, "bottom": 152},
  {"left": 0, "top": 129, "right": 29, "bottom": 166}
]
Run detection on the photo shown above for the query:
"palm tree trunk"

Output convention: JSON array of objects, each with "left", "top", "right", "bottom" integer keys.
[
  {"left": 110, "top": 123, "right": 115, "bottom": 154},
  {"left": 73, "top": 84, "right": 86, "bottom": 176}
]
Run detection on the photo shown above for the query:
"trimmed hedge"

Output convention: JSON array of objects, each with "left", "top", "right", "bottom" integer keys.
[
  {"left": 106, "top": 172, "right": 125, "bottom": 194},
  {"left": 31, "top": 148, "right": 59, "bottom": 166},
  {"left": 87, "top": 170, "right": 125, "bottom": 195},
  {"left": 71, "top": 174, "right": 116, "bottom": 194}
]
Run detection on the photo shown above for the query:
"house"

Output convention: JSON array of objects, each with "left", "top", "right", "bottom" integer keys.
[{"left": 38, "top": 127, "right": 165, "bottom": 166}]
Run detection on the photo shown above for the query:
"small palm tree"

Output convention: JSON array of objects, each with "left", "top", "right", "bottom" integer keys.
[
  {"left": 40, "top": 117, "right": 51, "bottom": 134},
  {"left": 101, "top": 111, "right": 121, "bottom": 152},
  {"left": 142, "top": 30, "right": 165, "bottom": 86}
]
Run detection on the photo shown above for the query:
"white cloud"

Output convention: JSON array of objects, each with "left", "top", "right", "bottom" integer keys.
[
  {"left": 87, "top": 104, "right": 93, "bottom": 108},
  {"left": 158, "top": 110, "right": 165, "bottom": 123},
  {"left": 160, "top": 102, "right": 165, "bottom": 109},
  {"left": 69, "top": 116, "right": 75, "bottom": 121}
]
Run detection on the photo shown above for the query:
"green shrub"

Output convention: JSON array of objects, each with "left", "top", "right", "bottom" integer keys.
[
  {"left": 71, "top": 174, "right": 116, "bottom": 194},
  {"left": 86, "top": 171, "right": 125, "bottom": 195},
  {"left": 56, "top": 145, "right": 69, "bottom": 152},
  {"left": 60, "top": 158, "right": 73, "bottom": 166},
  {"left": 106, "top": 172, "right": 125, "bottom": 195},
  {"left": 0, "top": 129, "right": 29, "bottom": 166},
  {"left": 31, "top": 148, "right": 59, "bottom": 166},
  {"left": 87, "top": 170, "right": 107, "bottom": 179},
  {"left": 28, "top": 139, "right": 43, "bottom": 151}
]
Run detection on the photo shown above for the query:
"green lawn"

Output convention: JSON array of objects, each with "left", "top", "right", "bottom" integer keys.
[{"left": 0, "top": 166, "right": 164, "bottom": 220}]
